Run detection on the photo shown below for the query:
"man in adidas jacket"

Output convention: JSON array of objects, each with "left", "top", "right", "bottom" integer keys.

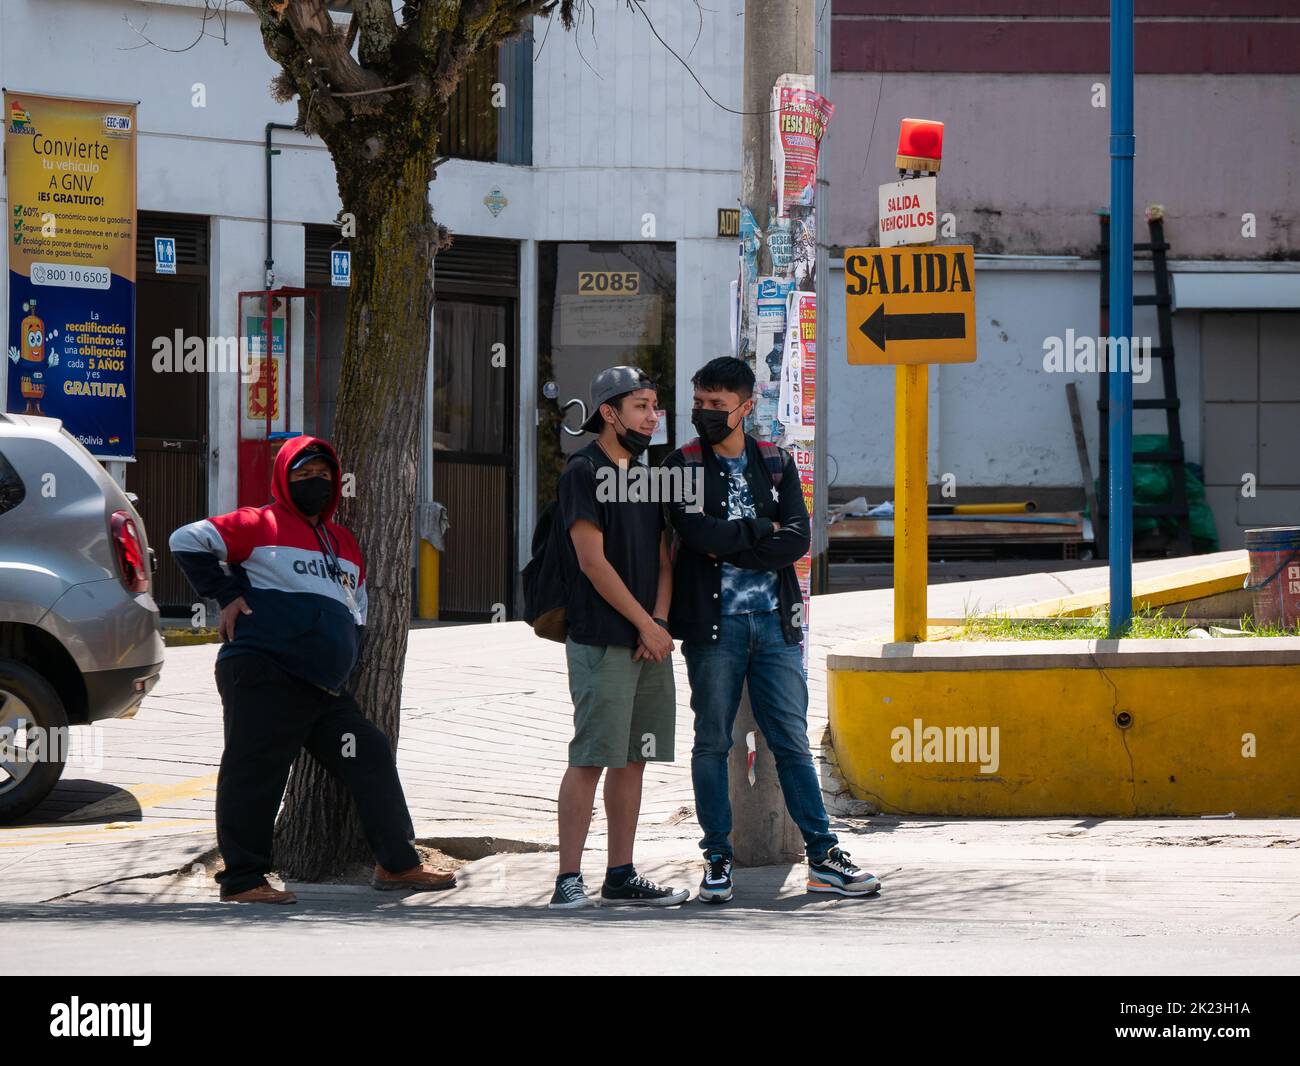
[
  {"left": 661, "top": 357, "right": 880, "bottom": 903},
  {"left": 170, "top": 435, "right": 454, "bottom": 904}
]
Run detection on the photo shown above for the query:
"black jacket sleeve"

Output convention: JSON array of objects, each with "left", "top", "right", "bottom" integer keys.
[
  {"left": 662, "top": 449, "right": 774, "bottom": 556},
  {"left": 168, "top": 519, "right": 246, "bottom": 608},
  {"left": 722, "top": 451, "right": 811, "bottom": 571}
]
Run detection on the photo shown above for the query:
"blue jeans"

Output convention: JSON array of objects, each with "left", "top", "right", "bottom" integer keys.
[{"left": 683, "top": 610, "right": 837, "bottom": 862}]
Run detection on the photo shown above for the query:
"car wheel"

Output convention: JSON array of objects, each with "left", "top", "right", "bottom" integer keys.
[{"left": 0, "top": 659, "right": 70, "bottom": 823}]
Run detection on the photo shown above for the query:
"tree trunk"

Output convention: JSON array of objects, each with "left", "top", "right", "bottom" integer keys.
[
  {"left": 274, "top": 141, "right": 440, "bottom": 881},
  {"left": 731, "top": 0, "right": 813, "bottom": 867}
]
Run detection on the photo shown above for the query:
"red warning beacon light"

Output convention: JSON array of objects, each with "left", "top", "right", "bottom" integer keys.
[{"left": 896, "top": 118, "right": 944, "bottom": 173}]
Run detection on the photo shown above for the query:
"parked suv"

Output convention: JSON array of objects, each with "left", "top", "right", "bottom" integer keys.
[{"left": 0, "top": 412, "right": 164, "bottom": 821}]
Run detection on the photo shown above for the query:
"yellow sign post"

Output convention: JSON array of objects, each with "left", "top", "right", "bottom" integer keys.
[
  {"left": 893, "top": 362, "right": 929, "bottom": 641},
  {"left": 844, "top": 243, "right": 977, "bottom": 642}
]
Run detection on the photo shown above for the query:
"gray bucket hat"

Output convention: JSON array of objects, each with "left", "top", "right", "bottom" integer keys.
[{"left": 580, "top": 365, "right": 658, "bottom": 433}]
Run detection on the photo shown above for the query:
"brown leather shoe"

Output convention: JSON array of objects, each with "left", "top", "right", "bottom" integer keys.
[
  {"left": 371, "top": 862, "right": 457, "bottom": 892},
  {"left": 221, "top": 884, "right": 297, "bottom": 905}
]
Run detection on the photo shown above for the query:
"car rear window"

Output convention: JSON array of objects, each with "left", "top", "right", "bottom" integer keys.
[{"left": 0, "top": 449, "right": 26, "bottom": 517}]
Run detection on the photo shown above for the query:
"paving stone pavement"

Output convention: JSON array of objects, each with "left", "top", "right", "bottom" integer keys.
[{"left": 6, "top": 551, "right": 1299, "bottom": 973}]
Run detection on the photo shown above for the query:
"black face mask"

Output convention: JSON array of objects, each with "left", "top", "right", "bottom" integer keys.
[
  {"left": 611, "top": 412, "right": 652, "bottom": 458},
  {"left": 289, "top": 476, "right": 333, "bottom": 518},
  {"left": 692, "top": 406, "right": 740, "bottom": 446}
]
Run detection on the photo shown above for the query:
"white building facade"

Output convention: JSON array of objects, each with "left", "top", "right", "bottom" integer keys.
[
  {"left": 7, "top": 2, "right": 1294, "bottom": 621},
  {"left": 1, "top": 0, "right": 755, "bottom": 617},
  {"left": 822, "top": 3, "right": 1300, "bottom": 553}
]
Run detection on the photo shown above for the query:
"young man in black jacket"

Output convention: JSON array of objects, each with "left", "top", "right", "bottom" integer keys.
[{"left": 662, "top": 357, "right": 880, "bottom": 902}]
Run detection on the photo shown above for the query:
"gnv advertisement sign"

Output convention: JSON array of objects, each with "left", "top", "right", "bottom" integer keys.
[{"left": 4, "top": 92, "right": 137, "bottom": 459}]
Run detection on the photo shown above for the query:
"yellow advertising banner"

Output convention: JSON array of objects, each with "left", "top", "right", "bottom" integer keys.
[
  {"left": 5, "top": 92, "right": 137, "bottom": 457},
  {"left": 844, "top": 244, "right": 977, "bottom": 365}
]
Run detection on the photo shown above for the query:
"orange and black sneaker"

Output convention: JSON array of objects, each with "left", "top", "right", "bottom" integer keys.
[
  {"left": 807, "top": 847, "right": 881, "bottom": 896},
  {"left": 220, "top": 883, "right": 297, "bottom": 905}
]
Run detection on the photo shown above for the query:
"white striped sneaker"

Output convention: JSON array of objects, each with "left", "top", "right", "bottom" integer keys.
[
  {"left": 600, "top": 872, "right": 689, "bottom": 907},
  {"left": 548, "top": 873, "right": 594, "bottom": 909}
]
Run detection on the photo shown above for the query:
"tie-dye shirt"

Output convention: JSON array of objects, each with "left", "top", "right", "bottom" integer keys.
[{"left": 718, "top": 453, "right": 780, "bottom": 615}]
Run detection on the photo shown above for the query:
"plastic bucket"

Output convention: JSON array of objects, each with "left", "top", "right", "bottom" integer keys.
[{"left": 1244, "top": 527, "right": 1300, "bottom": 629}]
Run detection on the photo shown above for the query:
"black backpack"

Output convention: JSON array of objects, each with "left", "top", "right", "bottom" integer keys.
[{"left": 521, "top": 454, "right": 593, "bottom": 642}]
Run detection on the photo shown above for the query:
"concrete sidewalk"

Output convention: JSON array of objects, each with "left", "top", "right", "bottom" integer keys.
[
  {"left": 8, "top": 814, "right": 1300, "bottom": 974},
  {"left": 5, "top": 551, "right": 1299, "bottom": 973}
]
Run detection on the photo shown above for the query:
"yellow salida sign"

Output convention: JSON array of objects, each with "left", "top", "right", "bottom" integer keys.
[{"left": 844, "top": 244, "right": 976, "bottom": 365}]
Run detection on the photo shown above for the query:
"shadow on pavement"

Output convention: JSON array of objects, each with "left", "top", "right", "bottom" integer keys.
[
  {"left": 0, "top": 893, "right": 887, "bottom": 929},
  {"left": 6, "top": 780, "right": 143, "bottom": 828}
]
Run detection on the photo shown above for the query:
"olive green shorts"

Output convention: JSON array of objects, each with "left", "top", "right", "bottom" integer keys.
[{"left": 565, "top": 638, "right": 676, "bottom": 768}]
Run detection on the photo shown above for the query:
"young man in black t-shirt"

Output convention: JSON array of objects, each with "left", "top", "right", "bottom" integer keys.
[{"left": 548, "top": 366, "right": 688, "bottom": 909}]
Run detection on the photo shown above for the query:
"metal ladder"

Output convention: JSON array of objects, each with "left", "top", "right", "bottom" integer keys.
[{"left": 1096, "top": 210, "right": 1193, "bottom": 558}]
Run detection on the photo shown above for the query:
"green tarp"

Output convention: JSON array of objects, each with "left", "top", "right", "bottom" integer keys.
[{"left": 1092, "top": 434, "right": 1219, "bottom": 552}]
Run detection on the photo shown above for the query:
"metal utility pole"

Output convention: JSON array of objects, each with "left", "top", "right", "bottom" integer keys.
[
  {"left": 731, "top": 0, "right": 815, "bottom": 867},
  {"left": 1108, "top": 0, "right": 1135, "bottom": 637}
]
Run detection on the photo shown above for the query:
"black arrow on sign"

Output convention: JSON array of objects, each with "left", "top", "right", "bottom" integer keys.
[{"left": 860, "top": 304, "right": 965, "bottom": 352}]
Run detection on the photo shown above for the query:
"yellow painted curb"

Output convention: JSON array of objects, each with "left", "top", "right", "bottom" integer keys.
[
  {"left": 0, "top": 819, "right": 209, "bottom": 848},
  {"left": 1012, "top": 554, "right": 1249, "bottom": 619},
  {"left": 57, "top": 772, "right": 219, "bottom": 823},
  {"left": 827, "top": 642, "right": 1300, "bottom": 817},
  {"left": 162, "top": 627, "right": 220, "bottom": 647},
  {"left": 925, "top": 553, "right": 1252, "bottom": 627}
]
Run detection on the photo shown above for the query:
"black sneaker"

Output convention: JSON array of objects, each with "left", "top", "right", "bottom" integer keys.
[
  {"left": 698, "top": 852, "right": 733, "bottom": 904},
  {"left": 547, "top": 873, "right": 594, "bottom": 910},
  {"left": 600, "top": 872, "right": 689, "bottom": 907},
  {"left": 807, "top": 847, "right": 881, "bottom": 896}
]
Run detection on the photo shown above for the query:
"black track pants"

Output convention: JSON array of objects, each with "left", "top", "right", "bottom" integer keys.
[{"left": 213, "top": 652, "right": 420, "bottom": 895}]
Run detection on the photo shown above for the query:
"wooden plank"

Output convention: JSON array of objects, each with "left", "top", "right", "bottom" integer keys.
[
  {"left": 1066, "top": 382, "right": 1099, "bottom": 531},
  {"left": 831, "top": 512, "right": 1084, "bottom": 539}
]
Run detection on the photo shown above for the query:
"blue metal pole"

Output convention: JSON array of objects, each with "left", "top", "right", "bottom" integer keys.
[{"left": 1108, "top": 0, "right": 1135, "bottom": 637}]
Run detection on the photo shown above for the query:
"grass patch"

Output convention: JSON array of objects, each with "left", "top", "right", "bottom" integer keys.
[
  {"left": 955, "top": 607, "right": 1300, "bottom": 641},
  {"left": 1243, "top": 618, "right": 1300, "bottom": 637}
]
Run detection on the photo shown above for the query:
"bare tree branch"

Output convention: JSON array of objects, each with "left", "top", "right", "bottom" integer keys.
[
  {"left": 414, "top": 0, "right": 528, "bottom": 98},
  {"left": 243, "top": 0, "right": 394, "bottom": 135},
  {"left": 121, "top": 0, "right": 231, "bottom": 53},
  {"left": 333, "top": 81, "right": 414, "bottom": 97},
  {"left": 245, "top": 0, "right": 379, "bottom": 93},
  {"left": 353, "top": 0, "right": 400, "bottom": 66}
]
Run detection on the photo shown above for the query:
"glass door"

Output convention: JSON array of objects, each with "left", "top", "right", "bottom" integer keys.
[
  {"left": 535, "top": 241, "right": 676, "bottom": 508},
  {"left": 430, "top": 296, "right": 515, "bottom": 619}
]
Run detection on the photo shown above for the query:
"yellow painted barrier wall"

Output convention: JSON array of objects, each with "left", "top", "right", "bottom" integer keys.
[{"left": 829, "top": 662, "right": 1300, "bottom": 817}]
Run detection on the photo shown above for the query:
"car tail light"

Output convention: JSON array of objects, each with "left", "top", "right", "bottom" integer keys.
[{"left": 111, "top": 509, "right": 150, "bottom": 593}]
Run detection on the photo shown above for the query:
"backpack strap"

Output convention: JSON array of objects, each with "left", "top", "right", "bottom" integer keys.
[
  {"left": 756, "top": 439, "right": 784, "bottom": 488},
  {"left": 683, "top": 435, "right": 780, "bottom": 486},
  {"left": 563, "top": 451, "right": 598, "bottom": 475}
]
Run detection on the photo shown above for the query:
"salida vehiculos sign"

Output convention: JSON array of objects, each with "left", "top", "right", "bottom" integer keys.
[{"left": 880, "top": 191, "right": 934, "bottom": 236}]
